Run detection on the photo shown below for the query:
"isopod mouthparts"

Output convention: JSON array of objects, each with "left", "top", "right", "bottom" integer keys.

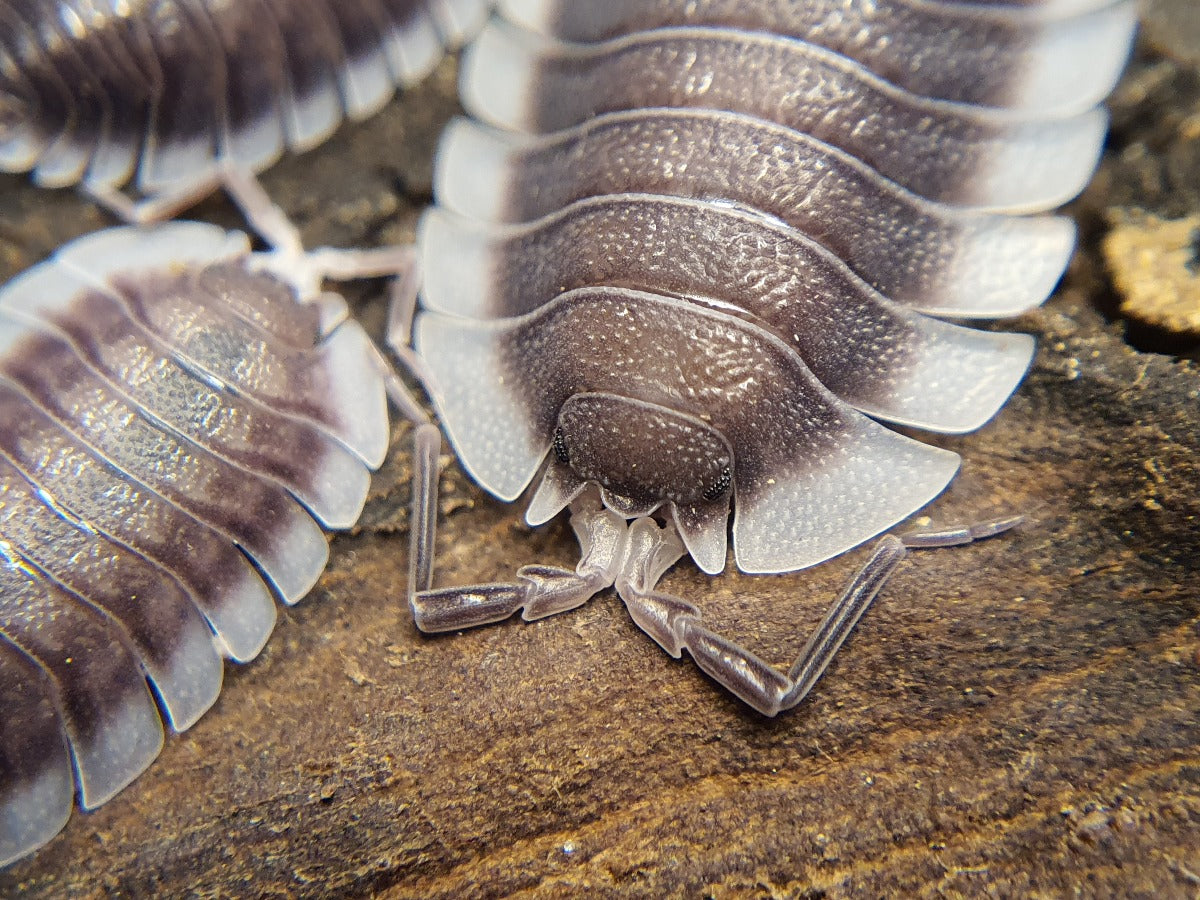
[
  {"left": 0, "top": 205, "right": 427, "bottom": 866},
  {"left": 0, "top": 0, "right": 494, "bottom": 201},
  {"left": 398, "top": 2, "right": 1133, "bottom": 712}
]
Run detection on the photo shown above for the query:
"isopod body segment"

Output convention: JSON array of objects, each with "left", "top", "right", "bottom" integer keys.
[
  {"left": 0, "top": 0, "right": 494, "bottom": 195},
  {"left": 398, "top": 0, "right": 1137, "bottom": 711},
  {"left": 0, "top": 221, "right": 395, "bottom": 866}
]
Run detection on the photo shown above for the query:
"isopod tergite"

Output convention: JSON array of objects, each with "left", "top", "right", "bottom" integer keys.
[
  {"left": 0, "top": 182, "right": 425, "bottom": 866},
  {"left": 0, "top": 0, "right": 493, "bottom": 205},
  {"left": 395, "top": 1, "right": 1135, "bottom": 714}
]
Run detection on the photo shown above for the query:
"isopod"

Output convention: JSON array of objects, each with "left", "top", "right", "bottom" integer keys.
[
  {"left": 395, "top": 2, "right": 1135, "bottom": 713},
  {"left": 0, "top": 0, "right": 493, "bottom": 202},
  {"left": 0, "top": 176, "right": 425, "bottom": 866}
]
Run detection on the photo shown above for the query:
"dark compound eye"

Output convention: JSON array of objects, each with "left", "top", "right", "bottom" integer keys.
[
  {"left": 702, "top": 466, "right": 732, "bottom": 502},
  {"left": 553, "top": 427, "right": 570, "bottom": 464}
]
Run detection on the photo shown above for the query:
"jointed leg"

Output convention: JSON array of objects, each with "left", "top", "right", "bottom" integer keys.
[
  {"left": 89, "top": 164, "right": 418, "bottom": 302},
  {"left": 83, "top": 169, "right": 227, "bottom": 225},
  {"left": 86, "top": 163, "right": 306, "bottom": 237},
  {"left": 615, "top": 517, "right": 1022, "bottom": 716},
  {"left": 215, "top": 168, "right": 416, "bottom": 300},
  {"left": 410, "top": 491, "right": 628, "bottom": 632},
  {"left": 408, "top": 423, "right": 441, "bottom": 597}
]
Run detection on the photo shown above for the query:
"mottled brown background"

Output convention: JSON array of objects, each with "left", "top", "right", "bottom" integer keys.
[{"left": 1, "top": 5, "right": 1198, "bottom": 897}]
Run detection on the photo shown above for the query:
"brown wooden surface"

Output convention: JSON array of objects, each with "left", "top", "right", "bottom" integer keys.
[{"left": 1, "top": 23, "right": 1198, "bottom": 900}]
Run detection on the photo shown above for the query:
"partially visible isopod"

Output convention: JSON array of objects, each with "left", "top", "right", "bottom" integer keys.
[
  {"left": 0, "top": 0, "right": 493, "bottom": 198},
  {"left": 393, "top": 1, "right": 1136, "bottom": 715},
  {"left": 0, "top": 212, "right": 415, "bottom": 866}
]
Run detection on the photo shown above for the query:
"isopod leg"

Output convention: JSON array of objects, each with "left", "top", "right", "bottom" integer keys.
[
  {"left": 217, "top": 165, "right": 418, "bottom": 300},
  {"left": 898, "top": 515, "right": 1025, "bottom": 549},
  {"left": 369, "top": 270, "right": 449, "bottom": 605},
  {"left": 220, "top": 165, "right": 418, "bottom": 284},
  {"left": 89, "top": 165, "right": 419, "bottom": 302},
  {"left": 409, "top": 492, "right": 627, "bottom": 631},
  {"left": 615, "top": 517, "right": 1022, "bottom": 716},
  {"left": 385, "top": 257, "right": 422, "bottom": 350},
  {"left": 383, "top": 257, "right": 446, "bottom": 396},
  {"left": 381, "top": 271, "right": 454, "bottom": 608},
  {"left": 82, "top": 170, "right": 226, "bottom": 225},
  {"left": 409, "top": 423, "right": 440, "bottom": 596},
  {"left": 218, "top": 164, "right": 304, "bottom": 256},
  {"left": 375, "top": 269, "right": 439, "bottom": 431}
]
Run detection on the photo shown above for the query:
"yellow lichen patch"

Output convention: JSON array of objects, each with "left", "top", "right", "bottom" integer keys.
[{"left": 1104, "top": 210, "right": 1200, "bottom": 335}]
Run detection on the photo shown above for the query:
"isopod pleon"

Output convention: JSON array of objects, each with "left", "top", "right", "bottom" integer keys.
[
  {"left": 0, "top": 179, "right": 426, "bottom": 866},
  {"left": 0, "top": 0, "right": 493, "bottom": 201},
  {"left": 395, "top": 2, "right": 1135, "bottom": 712}
]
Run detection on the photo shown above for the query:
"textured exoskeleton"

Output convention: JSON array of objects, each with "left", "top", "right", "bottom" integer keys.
[
  {"left": 0, "top": 176, "right": 428, "bottom": 867},
  {"left": 0, "top": 0, "right": 493, "bottom": 199},
  {"left": 396, "top": 0, "right": 1134, "bottom": 715}
]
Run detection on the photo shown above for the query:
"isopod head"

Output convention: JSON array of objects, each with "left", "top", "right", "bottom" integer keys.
[{"left": 541, "top": 392, "right": 735, "bottom": 570}]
